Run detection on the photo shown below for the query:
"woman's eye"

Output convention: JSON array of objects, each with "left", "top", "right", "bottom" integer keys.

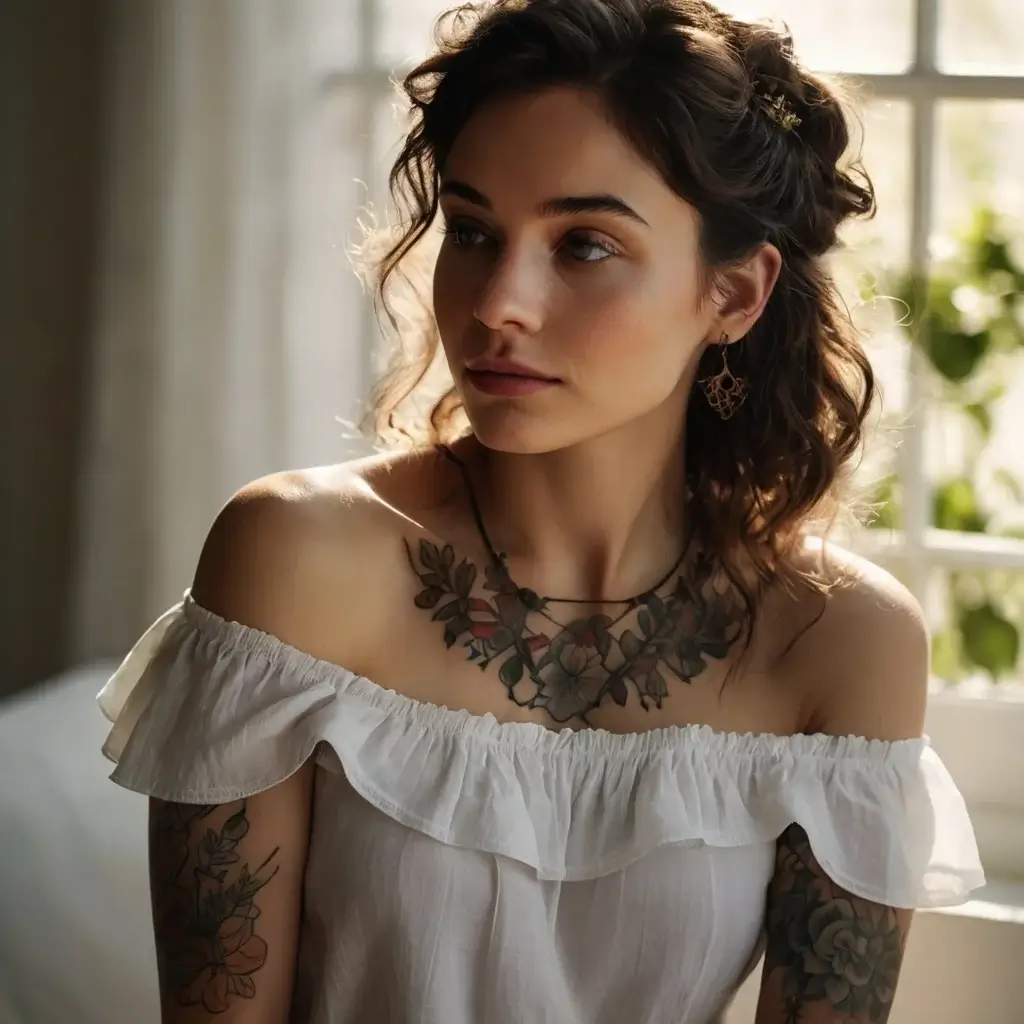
[
  {"left": 561, "top": 235, "right": 616, "bottom": 262},
  {"left": 444, "top": 223, "right": 489, "bottom": 248}
]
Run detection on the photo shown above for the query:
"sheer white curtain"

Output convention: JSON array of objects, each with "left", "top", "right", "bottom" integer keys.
[
  {"left": 73, "top": 0, "right": 371, "bottom": 662},
  {"left": 0, "top": 4, "right": 372, "bottom": 1021}
]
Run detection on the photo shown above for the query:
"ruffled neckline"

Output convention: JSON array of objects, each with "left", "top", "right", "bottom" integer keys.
[
  {"left": 98, "top": 593, "right": 984, "bottom": 901},
  {"left": 180, "top": 590, "right": 927, "bottom": 764}
]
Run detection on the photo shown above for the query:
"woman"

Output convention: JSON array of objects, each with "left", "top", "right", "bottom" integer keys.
[{"left": 99, "top": 1, "right": 984, "bottom": 1021}]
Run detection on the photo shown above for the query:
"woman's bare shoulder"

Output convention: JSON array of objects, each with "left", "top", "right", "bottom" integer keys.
[
  {"left": 190, "top": 446, "right": 447, "bottom": 662},
  {"left": 776, "top": 536, "right": 929, "bottom": 741}
]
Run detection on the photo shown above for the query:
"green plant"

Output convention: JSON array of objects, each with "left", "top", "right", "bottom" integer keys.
[{"left": 872, "top": 208, "right": 1024, "bottom": 682}]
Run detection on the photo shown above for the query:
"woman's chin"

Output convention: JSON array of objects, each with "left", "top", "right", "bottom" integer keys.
[{"left": 464, "top": 407, "right": 584, "bottom": 456}]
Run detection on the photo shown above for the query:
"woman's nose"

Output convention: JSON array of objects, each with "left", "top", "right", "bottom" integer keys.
[{"left": 472, "top": 246, "right": 546, "bottom": 335}]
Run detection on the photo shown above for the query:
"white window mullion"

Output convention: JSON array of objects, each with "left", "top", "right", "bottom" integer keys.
[
  {"left": 900, "top": 0, "right": 940, "bottom": 602},
  {"left": 858, "top": 73, "right": 1024, "bottom": 102},
  {"left": 862, "top": 528, "right": 1024, "bottom": 573}
]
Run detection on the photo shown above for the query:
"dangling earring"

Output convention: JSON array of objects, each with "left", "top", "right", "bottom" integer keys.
[{"left": 700, "top": 335, "right": 748, "bottom": 420}]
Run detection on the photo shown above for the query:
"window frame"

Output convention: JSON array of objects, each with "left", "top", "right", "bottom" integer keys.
[
  {"left": 855, "top": 3, "right": 1024, "bottom": 882},
  {"left": 856, "top": 0, "right": 1024, "bottom": 600}
]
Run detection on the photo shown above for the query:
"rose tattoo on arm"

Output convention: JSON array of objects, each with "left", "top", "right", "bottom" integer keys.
[{"left": 758, "top": 824, "right": 911, "bottom": 1023}]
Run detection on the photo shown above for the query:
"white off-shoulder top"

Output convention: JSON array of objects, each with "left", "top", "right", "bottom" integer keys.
[{"left": 98, "top": 593, "right": 985, "bottom": 1024}]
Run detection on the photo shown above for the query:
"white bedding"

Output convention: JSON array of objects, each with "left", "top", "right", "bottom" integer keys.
[{"left": 0, "top": 664, "right": 159, "bottom": 1024}]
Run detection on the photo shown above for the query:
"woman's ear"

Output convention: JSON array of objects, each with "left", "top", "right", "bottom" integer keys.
[{"left": 712, "top": 242, "right": 782, "bottom": 340}]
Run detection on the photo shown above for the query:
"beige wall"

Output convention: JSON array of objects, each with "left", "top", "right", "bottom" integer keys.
[{"left": 0, "top": 1, "right": 106, "bottom": 696}]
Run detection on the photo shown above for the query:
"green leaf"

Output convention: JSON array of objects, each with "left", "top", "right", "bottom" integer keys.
[
  {"left": 957, "top": 601, "right": 1020, "bottom": 679},
  {"left": 869, "top": 475, "right": 901, "bottom": 531},
  {"left": 994, "top": 468, "right": 1024, "bottom": 505},
  {"left": 964, "top": 403, "right": 993, "bottom": 438},
  {"left": 926, "top": 327, "right": 990, "bottom": 383},
  {"left": 499, "top": 656, "right": 524, "bottom": 687},
  {"left": 932, "top": 478, "right": 989, "bottom": 533},
  {"left": 969, "top": 216, "right": 1017, "bottom": 277},
  {"left": 895, "top": 270, "right": 992, "bottom": 382},
  {"left": 931, "top": 629, "right": 962, "bottom": 683}
]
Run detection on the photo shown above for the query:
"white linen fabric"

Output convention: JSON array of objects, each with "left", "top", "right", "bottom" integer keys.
[{"left": 98, "top": 592, "right": 986, "bottom": 1024}]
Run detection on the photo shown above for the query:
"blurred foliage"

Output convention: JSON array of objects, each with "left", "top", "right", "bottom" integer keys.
[{"left": 873, "top": 208, "right": 1024, "bottom": 682}]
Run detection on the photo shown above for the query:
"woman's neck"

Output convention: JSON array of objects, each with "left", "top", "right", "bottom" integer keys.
[{"left": 458, "top": 408, "right": 690, "bottom": 602}]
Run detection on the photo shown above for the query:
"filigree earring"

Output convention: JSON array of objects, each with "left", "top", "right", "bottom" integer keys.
[{"left": 700, "top": 335, "right": 748, "bottom": 420}]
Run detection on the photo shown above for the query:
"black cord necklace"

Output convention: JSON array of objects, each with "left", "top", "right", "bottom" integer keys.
[{"left": 437, "top": 444, "right": 691, "bottom": 607}]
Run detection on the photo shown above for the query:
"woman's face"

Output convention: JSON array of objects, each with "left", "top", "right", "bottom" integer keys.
[{"left": 432, "top": 86, "right": 724, "bottom": 455}]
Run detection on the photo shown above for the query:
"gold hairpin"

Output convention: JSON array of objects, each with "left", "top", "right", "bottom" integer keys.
[{"left": 756, "top": 88, "right": 802, "bottom": 132}]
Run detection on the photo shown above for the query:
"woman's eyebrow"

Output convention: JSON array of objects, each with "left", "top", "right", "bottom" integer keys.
[{"left": 439, "top": 178, "right": 650, "bottom": 228}]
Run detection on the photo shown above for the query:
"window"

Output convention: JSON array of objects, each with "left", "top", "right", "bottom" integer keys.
[{"left": 319, "top": 0, "right": 1024, "bottom": 876}]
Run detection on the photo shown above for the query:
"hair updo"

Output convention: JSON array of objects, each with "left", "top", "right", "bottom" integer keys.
[{"left": 365, "top": 0, "right": 877, "bottom": 618}]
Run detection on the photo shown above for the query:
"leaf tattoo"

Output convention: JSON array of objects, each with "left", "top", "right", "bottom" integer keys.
[
  {"left": 405, "top": 538, "right": 744, "bottom": 724},
  {"left": 150, "top": 801, "right": 280, "bottom": 1014}
]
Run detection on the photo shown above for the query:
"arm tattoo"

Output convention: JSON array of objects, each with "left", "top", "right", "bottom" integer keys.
[
  {"left": 150, "top": 800, "right": 280, "bottom": 1013},
  {"left": 763, "top": 825, "right": 906, "bottom": 1023}
]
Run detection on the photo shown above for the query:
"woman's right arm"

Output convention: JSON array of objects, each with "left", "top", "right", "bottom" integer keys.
[
  {"left": 149, "top": 766, "right": 313, "bottom": 1023},
  {"left": 148, "top": 478, "right": 347, "bottom": 1022}
]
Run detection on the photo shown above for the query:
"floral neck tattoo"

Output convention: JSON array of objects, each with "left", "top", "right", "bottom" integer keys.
[{"left": 403, "top": 446, "right": 745, "bottom": 725}]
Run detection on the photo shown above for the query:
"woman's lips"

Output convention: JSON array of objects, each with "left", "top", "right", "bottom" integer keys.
[{"left": 464, "top": 368, "right": 560, "bottom": 397}]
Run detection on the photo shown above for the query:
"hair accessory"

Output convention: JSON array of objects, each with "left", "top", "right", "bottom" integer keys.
[
  {"left": 755, "top": 86, "right": 802, "bottom": 132},
  {"left": 700, "top": 337, "right": 748, "bottom": 420}
]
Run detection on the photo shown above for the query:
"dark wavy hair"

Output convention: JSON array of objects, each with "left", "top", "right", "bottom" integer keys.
[{"left": 363, "top": 0, "right": 877, "bottom": 627}]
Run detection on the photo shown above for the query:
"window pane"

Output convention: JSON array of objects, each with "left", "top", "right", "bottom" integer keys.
[
  {"left": 929, "top": 569, "right": 1024, "bottom": 685},
  {"left": 716, "top": 0, "right": 913, "bottom": 73},
  {"left": 378, "top": 0, "right": 450, "bottom": 68},
  {"left": 379, "top": 0, "right": 914, "bottom": 72},
  {"left": 834, "top": 100, "right": 912, "bottom": 433},
  {"left": 925, "top": 101, "right": 1024, "bottom": 525},
  {"left": 839, "top": 101, "right": 912, "bottom": 279},
  {"left": 939, "top": 0, "right": 1024, "bottom": 75},
  {"left": 935, "top": 101, "right": 1024, "bottom": 237},
  {"left": 308, "top": 0, "right": 362, "bottom": 73}
]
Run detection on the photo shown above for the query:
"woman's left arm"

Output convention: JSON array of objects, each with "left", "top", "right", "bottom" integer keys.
[
  {"left": 754, "top": 824, "right": 912, "bottom": 1023},
  {"left": 755, "top": 554, "right": 931, "bottom": 1023}
]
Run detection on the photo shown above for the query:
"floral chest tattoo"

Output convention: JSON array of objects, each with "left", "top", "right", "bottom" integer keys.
[{"left": 404, "top": 538, "right": 745, "bottom": 725}]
